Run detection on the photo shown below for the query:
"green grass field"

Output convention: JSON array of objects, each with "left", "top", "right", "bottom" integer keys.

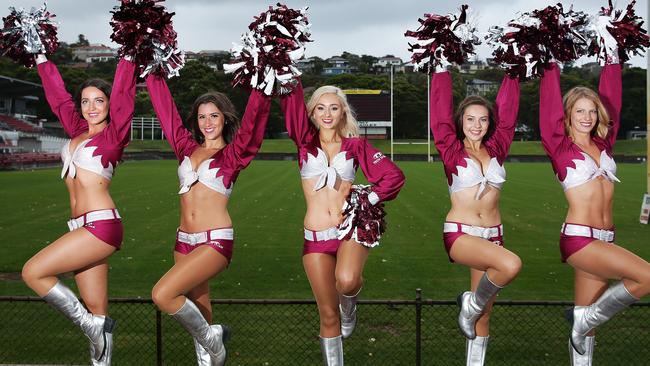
[
  {"left": 1, "top": 160, "right": 648, "bottom": 301},
  {"left": 126, "top": 138, "right": 648, "bottom": 156}
]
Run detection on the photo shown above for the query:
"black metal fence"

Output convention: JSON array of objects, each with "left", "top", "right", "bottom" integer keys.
[{"left": 1, "top": 290, "right": 649, "bottom": 365}]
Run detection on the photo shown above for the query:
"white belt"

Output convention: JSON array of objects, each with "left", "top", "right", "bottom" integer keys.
[
  {"left": 443, "top": 222, "right": 503, "bottom": 239},
  {"left": 304, "top": 227, "right": 339, "bottom": 242},
  {"left": 67, "top": 209, "right": 121, "bottom": 231},
  {"left": 561, "top": 223, "right": 615, "bottom": 242},
  {"left": 177, "top": 228, "right": 234, "bottom": 245}
]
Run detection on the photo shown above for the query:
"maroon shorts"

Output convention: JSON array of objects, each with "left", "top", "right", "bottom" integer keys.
[
  {"left": 442, "top": 221, "right": 504, "bottom": 263},
  {"left": 559, "top": 223, "right": 615, "bottom": 262},
  {"left": 68, "top": 209, "right": 123, "bottom": 249},
  {"left": 303, "top": 227, "right": 340, "bottom": 257},
  {"left": 175, "top": 228, "right": 234, "bottom": 263}
]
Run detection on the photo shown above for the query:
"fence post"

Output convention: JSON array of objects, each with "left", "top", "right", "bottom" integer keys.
[
  {"left": 415, "top": 288, "right": 422, "bottom": 366},
  {"left": 156, "top": 309, "right": 162, "bottom": 366}
]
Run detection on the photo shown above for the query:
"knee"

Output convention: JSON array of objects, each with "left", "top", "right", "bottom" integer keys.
[
  {"left": 319, "top": 306, "right": 340, "bottom": 329},
  {"left": 21, "top": 260, "right": 41, "bottom": 287},
  {"left": 500, "top": 255, "right": 522, "bottom": 280},
  {"left": 335, "top": 273, "right": 362, "bottom": 295},
  {"left": 151, "top": 284, "right": 172, "bottom": 309}
]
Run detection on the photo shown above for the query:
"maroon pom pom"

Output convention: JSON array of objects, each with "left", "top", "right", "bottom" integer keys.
[
  {"left": 338, "top": 185, "right": 386, "bottom": 248},
  {"left": 0, "top": 4, "right": 58, "bottom": 68},
  {"left": 587, "top": 0, "right": 650, "bottom": 64},
  {"left": 485, "top": 4, "right": 588, "bottom": 79},
  {"left": 110, "top": 0, "right": 184, "bottom": 78},
  {"left": 405, "top": 5, "right": 481, "bottom": 73},
  {"left": 225, "top": 3, "right": 311, "bottom": 95}
]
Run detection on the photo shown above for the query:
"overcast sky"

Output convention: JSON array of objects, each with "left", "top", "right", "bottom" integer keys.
[{"left": 2, "top": 0, "right": 648, "bottom": 67}]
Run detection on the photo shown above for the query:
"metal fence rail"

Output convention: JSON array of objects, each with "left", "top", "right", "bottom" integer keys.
[{"left": 1, "top": 291, "right": 649, "bottom": 365}]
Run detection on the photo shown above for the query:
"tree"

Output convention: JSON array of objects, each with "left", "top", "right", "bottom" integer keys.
[{"left": 70, "top": 34, "right": 90, "bottom": 47}]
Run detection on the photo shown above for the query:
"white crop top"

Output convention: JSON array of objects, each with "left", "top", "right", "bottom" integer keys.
[
  {"left": 561, "top": 150, "right": 620, "bottom": 191},
  {"left": 61, "top": 139, "right": 114, "bottom": 180},
  {"left": 300, "top": 148, "right": 355, "bottom": 191},
  {"left": 177, "top": 156, "right": 232, "bottom": 196},
  {"left": 449, "top": 157, "right": 506, "bottom": 199}
]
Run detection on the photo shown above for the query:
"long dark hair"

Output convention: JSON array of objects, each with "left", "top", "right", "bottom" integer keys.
[
  {"left": 454, "top": 95, "right": 496, "bottom": 142},
  {"left": 185, "top": 92, "right": 240, "bottom": 144},
  {"left": 75, "top": 79, "right": 112, "bottom": 123}
]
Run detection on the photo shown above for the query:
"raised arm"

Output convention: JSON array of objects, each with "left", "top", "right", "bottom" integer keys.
[
  {"left": 279, "top": 81, "right": 317, "bottom": 148},
  {"left": 539, "top": 63, "right": 568, "bottom": 157},
  {"left": 485, "top": 75, "right": 520, "bottom": 163},
  {"left": 36, "top": 57, "right": 86, "bottom": 138},
  {"left": 356, "top": 139, "right": 405, "bottom": 205},
  {"left": 598, "top": 63, "right": 622, "bottom": 150},
  {"left": 221, "top": 90, "right": 272, "bottom": 171},
  {"left": 146, "top": 74, "right": 198, "bottom": 161},
  {"left": 104, "top": 59, "right": 137, "bottom": 147},
  {"left": 430, "top": 71, "right": 461, "bottom": 164}
]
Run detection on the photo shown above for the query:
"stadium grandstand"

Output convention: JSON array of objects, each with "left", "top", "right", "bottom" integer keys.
[{"left": 0, "top": 75, "right": 62, "bottom": 169}]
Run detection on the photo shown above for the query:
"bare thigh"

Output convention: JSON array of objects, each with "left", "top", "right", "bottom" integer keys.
[
  {"left": 174, "top": 251, "right": 212, "bottom": 322},
  {"left": 449, "top": 234, "right": 521, "bottom": 286},
  {"left": 303, "top": 253, "right": 339, "bottom": 337},
  {"left": 23, "top": 228, "right": 116, "bottom": 296},
  {"left": 335, "top": 240, "right": 369, "bottom": 294},
  {"left": 567, "top": 240, "right": 650, "bottom": 298},
  {"left": 153, "top": 247, "right": 228, "bottom": 314}
]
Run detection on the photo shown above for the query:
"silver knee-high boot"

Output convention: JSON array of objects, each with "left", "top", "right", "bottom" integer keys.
[
  {"left": 194, "top": 338, "right": 212, "bottom": 366},
  {"left": 457, "top": 273, "right": 502, "bottom": 339},
  {"left": 569, "top": 336, "right": 594, "bottom": 366},
  {"left": 171, "top": 298, "right": 229, "bottom": 366},
  {"left": 566, "top": 281, "right": 637, "bottom": 355},
  {"left": 339, "top": 288, "right": 360, "bottom": 339},
  {"left": 320, "top": 335, "right": 343, "bottom": 366},
  {"left": 466, "top": 336, "right": 488, "bottom": 366},
  {"left": 42, "top": 281, "right": 115, "bottom": 365}
]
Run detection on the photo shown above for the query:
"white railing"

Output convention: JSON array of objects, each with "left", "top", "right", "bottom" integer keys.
[{"left": 130, "top": 117, "right": 164, "bottom": 140}]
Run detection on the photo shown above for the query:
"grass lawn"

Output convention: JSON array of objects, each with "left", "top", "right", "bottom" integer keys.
[
  {"left": 1, "top": 160, "right": 648, "bottom": 301},
  {"left": 126, "top": 138, "right": 648, "bottom": 156}
]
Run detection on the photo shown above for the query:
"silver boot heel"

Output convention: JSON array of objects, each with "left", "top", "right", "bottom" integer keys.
[
  {"left": 457, "top": 274, "right": 502, "bottom": 339},
  {"left": 320, "top": 335, "right": 343, "bottom": 366},
  {"left": 566, "top": 281, "right": 637, "bottom": 355},
  {"left": 42, "top": 281, "right": 110, "bottom": 364},
  {"left": 569, "top": 336, "right": 594, "bottom": 366},
  {"left": 171, "top": 299, "right": 228, "bottom": 366}
]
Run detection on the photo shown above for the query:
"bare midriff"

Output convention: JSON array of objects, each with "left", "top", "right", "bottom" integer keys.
[
  {"left": 446, "top": 185, "right": 502, "bottom": 227},
  {"left": 179, "top": 184, "right": 232, "bottom": 232},
  {"left": 66, "top": 168, "right": 115, "bottom": 217},
  {"left": 302, "top": 177, "right": 352, "bottom": 231},
  {"left": 564, "top": 176, "right": 614, "bottom": 229}
]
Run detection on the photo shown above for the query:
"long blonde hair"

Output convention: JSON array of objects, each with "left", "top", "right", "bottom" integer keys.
[
  {"left": 562, "top": 86, "right": 610, "bottom": 140},
  {"left": 306, "top": 85, "right": 359, "bottom": 138}
]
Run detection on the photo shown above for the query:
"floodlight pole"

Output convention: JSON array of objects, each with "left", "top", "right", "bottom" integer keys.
[
  {"left": 390, "top": 64, "right": 394, "bottom": 160},
  {"left": 427, "top": 72, "right": 431, "bottom": 162}
]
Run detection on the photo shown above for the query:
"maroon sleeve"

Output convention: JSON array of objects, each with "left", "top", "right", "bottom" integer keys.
[
  {"left": 539, "top": 63, "right": 568, "bottom": 158},
  {"left": 104, "top": 59, "right": 137, "bottom": 147},
  {"left": 146, "top": 74, "right": 198, "bottom": 161},
  {"left": 37, "top": 61, "right": 87, "bottom": 138},
  {"left": 598, "top": 63, "right": 622, "bottom": 151},
  {"left": 429, "top": 71, "right": 462, "bottom": 165},
  {"left": 485, "top": 75, "right": 520, "bottom": 163},
  {"left": 280, "top": 81, "right": 317, "bottom": 148},
  {"left": 221, "top": 90, "right": 271, "bottom": 171},
  {"left": 356, "top": 139, "right": 405, "bottom": 204}
]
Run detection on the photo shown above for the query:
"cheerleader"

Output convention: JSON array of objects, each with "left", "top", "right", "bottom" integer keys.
[
  {"left": 146, "top": 72, "right": 270, "bottom": 365},
  {"left": 540, "top": 59, "right": 650, "bottom": 364},
  {"left": 281, "top": 82, "right": 405, "bottom": 365},
  {"left": 21, "top": 54, "right": 136, "bottom": 366},
  {"left": 430, "top": 69, "right": 521, "bottom": 365}
]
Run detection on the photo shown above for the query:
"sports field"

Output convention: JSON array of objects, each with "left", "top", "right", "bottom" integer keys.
[{"left": 1, "top": 159, "right": 648, "bottom": 301}]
